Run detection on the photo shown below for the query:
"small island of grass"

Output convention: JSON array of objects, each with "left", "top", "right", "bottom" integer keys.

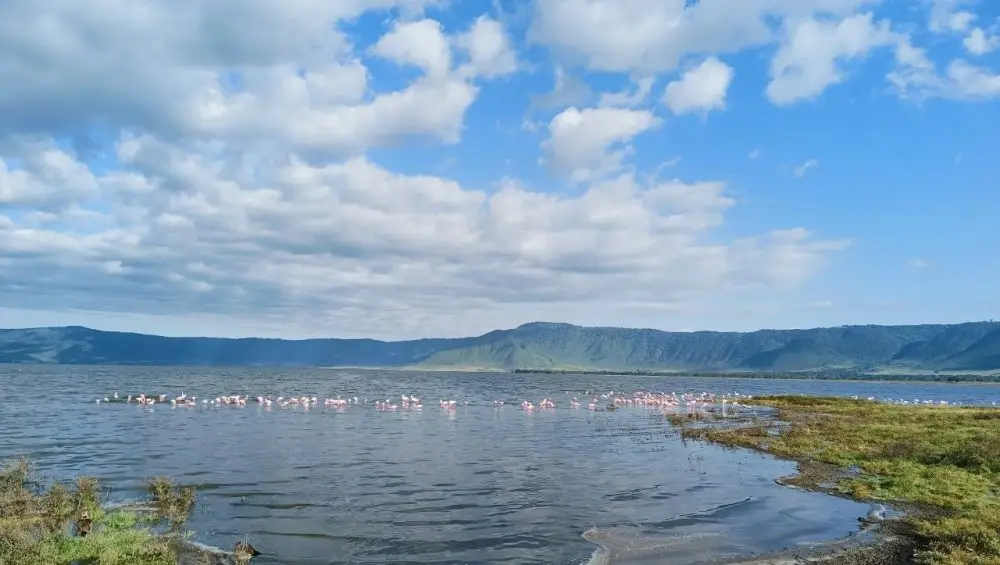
[
  {"left": 0, "top": 458, "right": 254, "bottom": 565},
  {"left": 672, "top": 396, "right": 1000, "bottom": 565}
]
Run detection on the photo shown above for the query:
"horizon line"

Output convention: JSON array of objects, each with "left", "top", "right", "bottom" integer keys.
[{"left": 1, "top": 319, "right": 998, "bottom": 342}]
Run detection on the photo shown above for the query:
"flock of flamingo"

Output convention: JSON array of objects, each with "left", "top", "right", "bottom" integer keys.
[
  {"left": 94, "top": 390, "right": 993, "bottom": 413},
  {"left": 93, "top": 390, "right": 767, "bottom": 414}
]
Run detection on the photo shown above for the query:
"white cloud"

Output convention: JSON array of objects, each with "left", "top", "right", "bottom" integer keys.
[
  {"left": 928, "top": 0, "right": 999, "bottom": 56},
  {"left": 540, "top": 107, "right": 662, "bottom": 182},
  {"left": 748, "top": 149, "right": 761, "bottom": 160},
  {"left": 794, "top": 159, "right": 820, "bottom": 177},
  {"left": 600, "top": 77, "right": 656, "bottom": 108},
  {"left": 964, "top": 27, "right": 1000, "bottom": 55},
  {"left": 928, "top": 0, "right": 977, "bottom": 34},
  {"left": 641, "top": 157, "right": 682, "bottom": 185},
  {"left": 0, "top": 136, "right": 849, "bottom": 338},
  {"left": 371, "top": 19, "right": 453, "bottom": 79},
  {"left": 528, "top": 0, "right": 875, "bottom": 74},
  {"left": 0, "top": 140, "right": 99, "bottom": 210},
  {"left": 889, "top": 44, "right": 1000, "bottom": 101},
  {"left": 526, "top": 0, "right": 1000, "bottom": 106},
  {"left": 662, "top": 57, "right": 734, "bottom": 116},
  {"left": 0, "top": 0, "right": 895, "bottom": 338},
  {"left": 766, "top": 13, "right": 895, "bottom": 105},
  {"left": 531, "top": 67, "right": 592, "bottom": 109},
  {"left": 909, "top": 258, "right": 931, "bottom": 269},
  {"left": 0, "top": 0, "right": 484, "bottom": 157},
  {"left": 454, "top": 15, "right": 519, "bottom": 79}
]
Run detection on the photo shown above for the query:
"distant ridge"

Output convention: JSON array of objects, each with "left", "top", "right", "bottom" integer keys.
[{"left": 3, "top": 320, "right": 1000, "bottom": 372}]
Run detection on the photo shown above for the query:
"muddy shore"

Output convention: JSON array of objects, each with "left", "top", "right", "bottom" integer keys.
[{"left": 668, "top": 410, "right": 931, "bottom": 565}]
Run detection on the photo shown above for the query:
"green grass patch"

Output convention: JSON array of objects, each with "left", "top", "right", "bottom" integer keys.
[
  {"left": 674, "top": 396, "right": 1000, "bottom": 565},
  {"left": 0, "top": 458, "right": 211, "bottom": 565}
]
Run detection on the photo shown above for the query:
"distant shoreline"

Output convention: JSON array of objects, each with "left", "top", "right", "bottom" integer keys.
[
  {"left": 505, "top": 368, "right": 1000, "bottom": 382},
  {"left": 5, "top": 363, "right": 1000, "bottom": 383},
  {"left": 6, "top": 322, "right": 1000, "bottom": 374},
  {"left": 495, "top": 367, "right": 1000, "bottom": 383},
  {"left": 316, "top": 365, "right": 1000, "bottom": 383}
]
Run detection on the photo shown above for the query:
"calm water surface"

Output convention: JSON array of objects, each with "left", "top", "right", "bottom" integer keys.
[{"left": 2, "top": 366, "right": 997, "bottom": 564}]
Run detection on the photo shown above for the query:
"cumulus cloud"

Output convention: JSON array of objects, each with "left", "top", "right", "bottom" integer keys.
[
  {"left": 527, "top": 0, "right": 1000, "bottom": 106},
  {"left": 0, "top": 0, "right": 484, "bottom": 157},
  {"left": 928, "top": 0, "right": 977, "bottom": 34},
  {"left": 889, "top": 41, "right": 1000, "bottom": 101},
  {"left": 540, "top": 107, "right": 662, "bottom": 182},
  {"left": 528, "top": 0, "right": 875, "bottom": 74},
  {"left": 928, "top": 0, "right": 999, "bottom": 55},
  {"left": 0, "top": 0, "right": 920, "bottom": 339},
  {"left": 766, "top": 13, "right": 895, "bottom": 105},
  {"left": 0, "top": 140, "right": 99, "bottom": 210},
  {"left": 662, "top": 57, "right": 734, "bottom": 116},
  {"left": 964, "top": 27, "right": 1000, "bottom": 55},
  {"left": 942, "top": 60, "right": 1000, "bottom": 98},
  {"left": 0, "top": 131, "right": 850, "bottom": 338},
  {"left": 371, "top": 19, "right": 453, "bottom": 79},
  {"left": 761, "top": 7, "right": 1000, "bottom": 105},
  {"left": 454, "top": 15, "right": 519, "bottom": 79}
]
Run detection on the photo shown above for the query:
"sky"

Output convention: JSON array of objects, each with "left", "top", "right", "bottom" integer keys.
[{"left": 0, "top": 0, "right": 999, "bottom": 340}]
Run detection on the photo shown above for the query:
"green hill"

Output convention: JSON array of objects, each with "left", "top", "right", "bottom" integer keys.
[{"left": 2, "top": 321, "right": 1000, "bottom": 372}]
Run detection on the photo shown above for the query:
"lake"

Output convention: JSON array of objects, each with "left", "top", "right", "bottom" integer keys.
[{"left": 1, "top": 365, "right": 997, "bottom": 564}]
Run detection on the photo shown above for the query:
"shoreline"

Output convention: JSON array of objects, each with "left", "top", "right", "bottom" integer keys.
[
  {"left": 6, "top": 362, "right": 1000, "bottom": 383},
  {"left": 664, "top": 432, "right": 919, "bottom": 564},
  {"left": 414, "top": 368, "right": 1000, "bottom": 385},
  {"left": 356, "top": 366, "right": 1000, "bottom": 383},
  {"left": 331, "top": 365, "right": 1000, "bottom": 384},
  {"left": 668, "top": 396, "right": 1000, "bottom": 564}
]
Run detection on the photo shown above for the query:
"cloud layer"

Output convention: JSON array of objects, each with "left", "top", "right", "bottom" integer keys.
[{"left": 0, "top": 0, "right": 997, "bottom": 338}]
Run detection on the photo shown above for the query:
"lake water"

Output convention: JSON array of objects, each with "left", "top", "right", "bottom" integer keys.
[{"left": 2, "top": 365, "right": 998, "bottom": 564}]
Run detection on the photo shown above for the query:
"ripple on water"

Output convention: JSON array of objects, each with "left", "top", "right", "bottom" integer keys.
[{"left": 2, "top": 366, "right": 996, "bottom": 564}]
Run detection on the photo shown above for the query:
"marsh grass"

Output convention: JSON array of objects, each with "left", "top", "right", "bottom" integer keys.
[
  {"left": 673, "top": 396, "right": 1000, "bottom": 565},
  {"left": 0, "top": 458, "right": 190, "bottom": 565},
  {"left": 147, "top": 477, "right": 197, "bottom": 530},
  {"left": 665, "top": 411, "right": 709, "bottom": 426}
]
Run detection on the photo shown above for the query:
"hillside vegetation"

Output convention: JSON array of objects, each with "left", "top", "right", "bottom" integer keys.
[{"left": 3, "top": 321, "right": 1000, "bottom": 373}]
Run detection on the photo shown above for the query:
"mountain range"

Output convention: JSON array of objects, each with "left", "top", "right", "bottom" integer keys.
[{"left": 2, "top": 321, "right": 1000, "bottom": 372}]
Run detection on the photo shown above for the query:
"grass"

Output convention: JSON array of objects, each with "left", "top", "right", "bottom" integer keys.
[
  {"left": 672, "top": 396, "right": 1000, "bottom": 565},
  {"left": 0, "top": 457, "right": 211, "bottom": 565},
  {"left": 147, "top": 477, "right": 196, "bottom": 530}
]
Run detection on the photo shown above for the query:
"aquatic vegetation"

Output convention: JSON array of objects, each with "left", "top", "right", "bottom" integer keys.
[
  {"left": 147, "top": 477, "right": 196, "bottom": 529},
  {"left": 0, "top": 458, "right": 247, "bottom": 565},
  {"left": 0, "top": 457, "right": 174, "bottom": 564},
  {"left": 672, "top": 396, "right": 1000, "bottom": 565},
  {"left": 232, "top": 538, "right": 261, "bottom": 564}
]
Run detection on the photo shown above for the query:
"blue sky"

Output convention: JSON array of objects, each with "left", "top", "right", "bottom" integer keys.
[{"left": 0, "top": 0, "right": 998, "bottom": 339}]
